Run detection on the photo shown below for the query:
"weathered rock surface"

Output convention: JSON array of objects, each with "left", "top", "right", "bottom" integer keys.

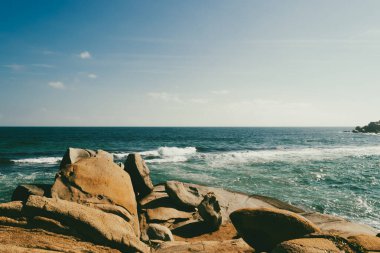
[
  {"left": 51, "top": 156, "right": 139, "bottom": 236},
  {"left": 348, "top": 234, "right": 380, "bottom": 252},
  {"left": 125, "top": 153, "right": 154, "bottom": 198},
  {"left": 302, "top": 211, "right": 379, "bottom": 237},
  {"left": 147, "top": 207, "right": 194, "bottom": 222},
  {"left": 24, "top": 195, "right": 149, "bottom": 253},
  {"left": 197, "top": 192, "right": 222, "bottom": 231},
  {"left": 230, "top": 208, "right": 320, "bottom": 252},
  {"left": 272, "top": 238, "right": 341, "bottom": 253},
  {"left": 154, "top": 239, "right": 253, "bottom": 253},
  {"left": 59, "top": 147, "right": 113, "bottom": 169},
  {"left": 0, "top": 201, "right": 23, "bottom": 218},
  {"left": 165, "top": 181, "right": 203, "bottom": 209},
  {"left": 0, "top": 225, "right": 122, "bottom": 253},
  {"left": 12, "top": 184, "right": 51, "bottom": 202},
  {"left": 147, "top": 223, "right": 174, "bottom": 241}
]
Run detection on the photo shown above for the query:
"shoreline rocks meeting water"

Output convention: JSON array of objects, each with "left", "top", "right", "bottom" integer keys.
[
  {"left": 0, "top": 147, "right": 379, "bottom": 252},
  {"left": 353, "top": 120, "right": 380, "bottom": 133}
]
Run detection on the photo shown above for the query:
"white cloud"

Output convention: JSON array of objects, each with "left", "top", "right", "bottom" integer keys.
[
  {"left": 79, "top": 51, "right": 92, "bottom": 59},
  {"left": 212, "top": 90, "right": 230, "bottom": 95},
  {"left": 48, "top": 81, "right": 65, "bottom": 89},
  {"left": 147, "top": 92, "right": 182, "bottom": 103},
  {"left": 88, "top": 73, "right": 97, "bottom": 79},
  {"left": 3, "top": 64, "right": 24, "bottom": 71}
]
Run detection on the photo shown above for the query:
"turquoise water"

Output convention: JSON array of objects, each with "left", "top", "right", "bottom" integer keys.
[{"left": 0, "top": 127, "right": 379, "bottom": 229}]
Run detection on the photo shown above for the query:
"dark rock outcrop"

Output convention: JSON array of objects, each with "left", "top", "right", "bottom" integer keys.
[
  {"left": 124, "top": 153, "right": 154, "bottom": 198},
  {"left": 353, "top": 120, "right": 380, "bottom": 133},
  {"left": 230, "top": 207, "right": 321, "bottom": 252},
  {"left": 197, "top": 192, "right": 222, "bottom": 231}
]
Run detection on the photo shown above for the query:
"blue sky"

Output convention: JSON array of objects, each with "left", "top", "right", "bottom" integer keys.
[{"left": 1, "top": 0, "right": 380, "bottom": 126}]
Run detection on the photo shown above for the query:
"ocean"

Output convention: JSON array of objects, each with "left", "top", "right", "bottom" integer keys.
[{"left": 0, "top": 127, "right": 379, "bottom": 229}]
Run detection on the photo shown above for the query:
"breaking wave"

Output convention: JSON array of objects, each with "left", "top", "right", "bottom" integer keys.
[{"left": 12, "top": 157, "right": 61, "bottom": 164}]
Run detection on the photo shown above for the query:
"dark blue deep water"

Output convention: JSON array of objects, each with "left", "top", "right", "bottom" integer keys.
[{"left": 0, "top": 127, "right": 379, "bottom": 229}]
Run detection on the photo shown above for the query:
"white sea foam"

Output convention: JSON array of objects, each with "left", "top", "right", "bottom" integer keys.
[
  {"left": 12, "top": 157, "right": 61, "bottom": 164},
  {"left": 200, "top": 145, "right": 380, "bottom": 166}
]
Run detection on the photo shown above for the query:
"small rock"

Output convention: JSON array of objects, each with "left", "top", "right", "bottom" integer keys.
[
  {"left": 348, "top": 234, "right": 380, "bottom": 252},
  {"left": 147, "top": 223, "right": 174, "bottom": 241},
  {"left": 11, "top": 184, "right": 51, "bottom": 202},
  {"left": 272, "top": 238, "right": 341, "bottom": 253},
  {"left": 146, "top": 207, "right": 193, "bottom": 222},
  {"left": 0, "top": 201, "right": 23, "bottom": 218},
  {"left": 230, "top": 207, "right": 321, "bottom": 252},
  {"left": 165, "top": 181, "right": 202, "bottom": 209},
  {"left": 198, "top": 192, "right": 222, "bottom": 231},
  {"left": 124, "top": 153, "right": 154, "bottom": 198}
]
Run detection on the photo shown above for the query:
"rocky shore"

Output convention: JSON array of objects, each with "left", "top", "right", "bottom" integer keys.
[{"left": 0, "top": 147, "right": 379, "bottom": 253}]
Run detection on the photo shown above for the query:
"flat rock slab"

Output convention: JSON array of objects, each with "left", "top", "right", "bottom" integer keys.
[
  {"left": 147, "top": 207, "right": 193, "bottom": 222},
  {"left": 348, "top": 234, "right": 380, "bottom": 251},
  {"left": 302, "top": 212, "right": 379, "bottom": 237},
  {"left": 0, "top": 225, "right": 121, "bottom": 253},
  {"left": 154, "top": 239, "right": 253, "bottom": 253}
]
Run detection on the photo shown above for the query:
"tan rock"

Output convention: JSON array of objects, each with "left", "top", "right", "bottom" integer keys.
[
  {"left": 125, "top": 153, "right": 154, "bottom": 197},
  {"left": 230, "top": 207, "right": 320, "bottom": 252},
  {"left": 147, "top": 207, "right": 193, "bottom": 222},
  {"left": 154, "top": 239, "right": 253, "bottom": 253},
  {"left": 0, "top": 225, "right": 122, "bottom": 253},
  {"left": 59, "top": 147, "right": 113, "bottom": 169},
  {"left": 197, "top": 192, "right": 222, "bottom": 231},
  {"left": 272, "top": 238, "right": 341, "bottom": 253},
  {"left": 165, "top": 181, "right": 203, "bottom": 209},
  {"left": 0, "top": 201, "right": 23, "bottom": 218},
  {"left": 147, "top": 223, "right": 174, "bottom": 241},
  {"left": 51, "top": 157, "right": 139, "bottom": 236},
  {"left": 348, "top": 234, "right": 380, "bottom": 251},
  {"left": 24, "top": 195, "right": 149, "bottom": 253}
]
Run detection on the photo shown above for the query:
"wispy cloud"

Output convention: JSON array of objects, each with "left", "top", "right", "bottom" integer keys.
[
  {"left": 88, "top": 73, "right": 97, "bottom": 79},
  {"left": 211, "top": 90, "right": 230, "bottom": 95},
  {"left": 79, "top": 51, "right": 92, "bottom": 59},
  {"left": 147, "top": 92, "right": 182, "bottom": 103},
  {"left": 3, "top": 64, "right": 24, "bottom": 71},
  {"left": 48, "top": 81, "right": 65, "bottom": 89},
  {"left": 31, "top": 64, "right": 55, "bottom": 68}
]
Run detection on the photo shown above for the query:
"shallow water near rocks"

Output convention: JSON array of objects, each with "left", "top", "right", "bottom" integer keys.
[{"left": 0, "top": 127, "right": 379, "bottom": 229}]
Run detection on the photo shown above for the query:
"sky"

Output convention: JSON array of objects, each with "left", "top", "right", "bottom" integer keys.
[{"left": 1, "top": 0, "right": 380, "bottom": 126}]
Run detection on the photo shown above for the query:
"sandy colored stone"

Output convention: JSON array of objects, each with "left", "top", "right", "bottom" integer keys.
[
  {"left": 51, "top": 156, "right": 139, "bottom": 236},
  {"left": 147, "top": 223, "right": 174, "bottom": 241},
  {"left": 348, "top": 234, "right": 380, "bottom": 251},
  {"left": 230, "top": 207, "right": 320, "bottom": 252},
  {"left": 24, "top": 195, "right": 149, "bottom": 253},
  {"left": 147, "top": 207, "right": 193, "bottom": 222},
  {"left": 12, "top": 184, "right": 51, "bottom": 202},
  {"left": 165, "top": 181, "right": 203, "bottom": 208},
  {"left": 154, "top": 239, "right": 253, "bottom": 253},
  {"left": 0, "top": 225, "right": 122, "bottom": 253},
  {"left": 0, "top": 201, "right": 23, "bottom": 218},
  {"left": 272, "top": 238, "right": 341, "bottom": 253}
]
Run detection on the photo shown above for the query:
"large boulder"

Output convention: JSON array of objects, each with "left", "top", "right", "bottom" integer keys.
[
  {"left": 23, "top": 195, "right": 149, "bottom": 253},
  {"left": 230, "top": 208, "right": 320, "bottom": 252},
  {"left": 51, "top": 157, "right": 139, "bottom": 236},
  {"left": 124, "top": 154, "right": 154, "bottom": 198},
  {"left": 197, "top": 192, "right": 222, "bottom": 231},
  {"left": 11, "top": 184, "right": 51, "bottom": 202},
  {"left": 147, "top": 223, "right": 174, "bottom": 241},
  {"left": 272, "top": 238, "right": 342, "bottom": 253},
  {"left": 165, "top": 181, "right": 202, "bottom": 209}
]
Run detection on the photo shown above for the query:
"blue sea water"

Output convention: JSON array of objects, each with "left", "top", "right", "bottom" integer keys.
[{"left": 0, "top": 127, "right": 379, "bottom": 229}]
